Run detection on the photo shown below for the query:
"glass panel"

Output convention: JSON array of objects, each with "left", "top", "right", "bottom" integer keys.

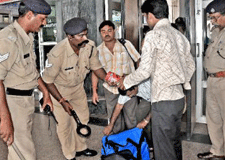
[
  {"left": 42, "top": 6, "right": 57, "bottom": 42},
  {"left": 112, "top": 9, "right": 122, "bottom": 38}
]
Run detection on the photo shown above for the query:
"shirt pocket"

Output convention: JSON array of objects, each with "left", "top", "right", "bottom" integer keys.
[
  {"left": 15, "top": 53, "right": 33, "bottom": 77},
  {"left": 64, "top": 66, "right": 77, "bottom": 82},
  {"left": 118, "top": 51, "right": 129, "bottom": 65}
]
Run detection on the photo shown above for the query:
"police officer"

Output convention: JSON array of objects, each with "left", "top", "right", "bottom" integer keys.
[
  {"left": 42, "top": 17, "right": 106, "bottom": 160},
  {"left": 198, "top": 0, "right": 225, "bottom": 159},
  {"left": 0, "top": 0, "right": 53, "bottom": 160}
]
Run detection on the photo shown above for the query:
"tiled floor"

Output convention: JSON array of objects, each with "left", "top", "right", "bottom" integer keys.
[{"left": 0, "top": 111, "right": 211, "bottom": 160}]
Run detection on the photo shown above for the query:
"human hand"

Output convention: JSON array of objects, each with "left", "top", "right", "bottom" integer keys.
[
  {"left": 61, "top": 101, "right": 73, "bottom": 115},
  {"left": 105, "top": 72, "right": 120, "bottom": 87},
  {"left": 103, "top": 124, "right": 113, "bottom": 135},
  {"left": 137, "top": 120, "right": 148, "bottom": 129},
  {"left": 105, "top": 80, "right": 117, "bottom": 87},
  {"left": 126, "top": 86, "right": 138, "bottom": 98},
  {"left": 117, "top": 77, "right": 125, "bottom": 90},
  {"left": 0, "top": 116, "right": 14, "bottom": 145},
  {"left": 92, "top": 92, "right": 99, "bottom": 105},
  {"left": 42, "top": 95, "right": 54, "bottom": 111}
]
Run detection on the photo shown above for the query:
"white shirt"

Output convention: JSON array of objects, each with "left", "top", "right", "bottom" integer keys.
[{"left": 118, "top": 78, "right": 151, "bottom": 104}]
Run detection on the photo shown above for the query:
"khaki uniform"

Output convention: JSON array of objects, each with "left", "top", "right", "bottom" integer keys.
[
  {"left": 204, "top": 28, "right": 225, "bottom": 156},
  {"left": 0, "top": 21, "right": 40, "bottom": 160},
  {"left": 42, "top": 38, "right": 102, "bottom": 159}
]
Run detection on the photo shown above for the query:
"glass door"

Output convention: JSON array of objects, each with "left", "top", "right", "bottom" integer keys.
[{"left": 195, "top": 0, "right": 213, "bottom": 123}]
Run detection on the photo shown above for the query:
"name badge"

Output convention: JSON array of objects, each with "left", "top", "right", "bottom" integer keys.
[
  {"left": 65, "top": 67, "right": 74, "bottom": 71},
  {"left": 24, "top": 53, "right": 30, "bottom": 59}
]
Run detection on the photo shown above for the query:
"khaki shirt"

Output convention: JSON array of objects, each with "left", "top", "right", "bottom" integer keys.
[
  {"left": 0, "top": 21, "right": 39, "bottom": 90},
  {"left": 42, "top": 38, "right": 102, "bottom": 96},
  {"left": 204, "top": 28, "right": 225, "bottom": 73}
]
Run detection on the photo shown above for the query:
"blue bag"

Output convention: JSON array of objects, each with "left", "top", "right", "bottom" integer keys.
[{"left": 101, "top": 127, "right": 150, "bottom": 160}]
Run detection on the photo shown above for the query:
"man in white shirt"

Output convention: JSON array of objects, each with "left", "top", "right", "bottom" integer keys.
[{"left": 118, "top": 0, "right": 195, "bottom": 159}]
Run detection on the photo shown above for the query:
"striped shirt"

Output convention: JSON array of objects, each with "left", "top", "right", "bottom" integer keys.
[
  {"left": 124, "top": 19, "right": 195, "bottom": 102},
  {"left": 98, "top": 39, "right": 140, "bottom": 94}
]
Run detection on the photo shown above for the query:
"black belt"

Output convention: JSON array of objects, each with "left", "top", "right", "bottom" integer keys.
[{"left": 6, "top": 88, "right": 34, "bottom": 96}]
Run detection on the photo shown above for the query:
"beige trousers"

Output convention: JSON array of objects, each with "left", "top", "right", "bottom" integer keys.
[
  {"left": 7, "top": 95, "right": 36, "bottom": 160},
  {"left": 52, "top": 87, "right": 89, "bottom": 159},
  {"left": 206, "top": 77, "right": 225, "bottom": 156}
]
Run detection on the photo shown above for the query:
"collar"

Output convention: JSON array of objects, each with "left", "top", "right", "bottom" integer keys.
[
  {"left": 66, "top": 38, "right": 76, "bottom": 57},
  {"left": 13, "top": 20, "right": 33, "bottom": 45},
  {"left": 101, "top": 39, "right": 120, "bottom": 50},
  {"left": 153, "top": 18, "right": 171, "bottom": 30}
]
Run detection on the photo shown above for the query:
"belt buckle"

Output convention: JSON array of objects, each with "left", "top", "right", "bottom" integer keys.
[{"left": 209, "top": 73, "right": 215, "bottom": 77}]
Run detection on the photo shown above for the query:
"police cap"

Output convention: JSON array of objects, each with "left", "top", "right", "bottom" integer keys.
[
  {"left": 22, "top": 0, "right": 51, "bottom": 15},
  {"left": 206, "top": 0, "right": 225, "bottom": 14},
  {"left": 63, "top": 18, "right": 88, "bottom": 35}
]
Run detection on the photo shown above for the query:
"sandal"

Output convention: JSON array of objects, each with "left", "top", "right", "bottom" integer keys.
[{"left": 197, "top": 152, "right": 213, "bottom": 159}]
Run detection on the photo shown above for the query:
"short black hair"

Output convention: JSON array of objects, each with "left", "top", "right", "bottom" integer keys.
[
  {"left": 99, "top": 20, "right": 115, "bottom": 32},
  {"left": 141, "top": 0, "right": 169, "bottom": 19},
  {"left": 171, "top": 23, "right": 178, "bottom": 30},
  {"left": 175, "top": 17, "right": 186, "bottom": 32}
]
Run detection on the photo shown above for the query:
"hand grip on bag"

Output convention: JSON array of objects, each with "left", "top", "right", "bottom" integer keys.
[{"left": 70, "top": 109, "right": 91, "bottom": 137}]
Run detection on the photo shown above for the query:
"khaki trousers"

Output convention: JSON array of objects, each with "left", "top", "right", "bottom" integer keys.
[
  {"left": 52, "top": 86, "right": 89, "bottom": 159},
  {"left": 7, "top": 95, "right": 36, "bottom": 160},
  {"left": 206, "top": 77, "right": 225, "bottom": 156}
]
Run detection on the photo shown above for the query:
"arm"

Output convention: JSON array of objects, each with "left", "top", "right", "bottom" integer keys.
[
  {"left": 0, "top": 80, "right": 14, "bottom": 145},
  {"left": 45, "top": 83, "right": 73, "bottom": 115},
  {"left": 118, "top": 34, "right": 155, "bottom": 90},
  {"left": 103, "top": 103, "right": 124, "bottom": 135},
  {"left": 37, "top": 77, "right": 53, "bottom": 111},
  {"left": 92, "top": 68, "right": 106, "bottom": 81},
  {"left": 137, "top": 111, "right": 151, "bottom": 129},
  {"left": 91, "top": 72, "right": 99, "bottom": 105},
  {"left": 126, "top": 86, "right": 138, "bottom": 97}
]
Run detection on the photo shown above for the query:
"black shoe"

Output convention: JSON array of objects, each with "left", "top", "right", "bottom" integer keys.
[
  {"left": 76, "top": 148, "right": 98, "bottom": 157},
  {"left": 197, "top": 152, "right": 213, "bottom": 159}
]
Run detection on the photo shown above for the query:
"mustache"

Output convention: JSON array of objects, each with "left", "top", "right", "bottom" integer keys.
[
  {"left": 105, "top": 35, "right": 110, "bottom": 38},
  {"left": 78, "top": 40, "right": 89, "bottom": 46}
]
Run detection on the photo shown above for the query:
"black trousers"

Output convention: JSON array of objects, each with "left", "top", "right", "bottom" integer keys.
[{"left": 152, "top": 98, "right": 184, "bottom": 160}]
